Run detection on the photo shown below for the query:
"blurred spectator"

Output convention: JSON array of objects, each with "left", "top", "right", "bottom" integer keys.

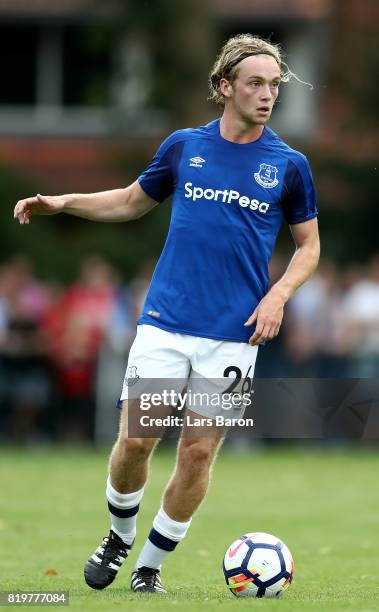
[
  {"left": 0, "top": 257, "right": 52, "bottom": 442},
  {"left": 284, "top": 260, "right": 350, "bottom": 377},
  {"left": 341, "top": 254, "right": 379, "bottom": 377},
  {"left": 102, "top": 257, "right": 157, "bottom": 356},
  {"left": 42, "top": 255, "right": 119, "bottom": 442}
]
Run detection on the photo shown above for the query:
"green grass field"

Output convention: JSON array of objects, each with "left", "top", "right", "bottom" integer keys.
[{"left": 0, "top": 445, "right": 378, "bottom": 611}]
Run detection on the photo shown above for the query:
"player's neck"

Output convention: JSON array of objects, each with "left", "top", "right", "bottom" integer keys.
[{"left": 219, "top": 113, "right": 264, "bottom": 144}]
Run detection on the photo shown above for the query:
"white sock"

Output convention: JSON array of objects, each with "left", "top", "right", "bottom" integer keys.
[
  {"left": 106, "top": 477, "right": 144, "bottom": 545},
  {"left": 135, "top": 506, "right": 192, "bottom": 570}
]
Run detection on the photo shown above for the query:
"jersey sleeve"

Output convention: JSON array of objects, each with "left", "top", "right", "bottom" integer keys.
[
  {"left": 138, "top": 131, "right": 185, "bottom": 203},
  {"left": 281, "top": 156, "right": 318, "bottom": 225}
]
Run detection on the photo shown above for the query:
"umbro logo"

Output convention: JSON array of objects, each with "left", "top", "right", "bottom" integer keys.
[{"left": 189, "top": 156, "right": 205, "bottom": 168}]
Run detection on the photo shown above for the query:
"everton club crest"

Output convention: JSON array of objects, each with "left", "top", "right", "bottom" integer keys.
[
  {"left": 254, "top": 163, "right": 279, "bottom": 189},
  {"left": 125, "top": 365, "right": 140, "bottom": 386}
]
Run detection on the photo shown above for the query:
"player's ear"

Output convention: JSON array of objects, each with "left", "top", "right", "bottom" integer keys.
[{"left": 219, "top": 78, "right": 233, "bottom": 99}]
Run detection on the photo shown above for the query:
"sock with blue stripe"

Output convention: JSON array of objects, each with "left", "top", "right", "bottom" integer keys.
[
  {"left": 135, "top": 506, "right": 192, "bottom": 570},
  {"left": 106, "top": 477, "right": 144, "bottom": 545}
]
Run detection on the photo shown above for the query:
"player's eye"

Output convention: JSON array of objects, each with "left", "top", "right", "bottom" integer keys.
[{"left": 271, "top": 82, "right": 280, "bottom": 89}]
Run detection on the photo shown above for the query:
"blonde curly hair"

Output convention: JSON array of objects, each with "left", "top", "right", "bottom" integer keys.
[{"left": 209, "top": 34, "right": 295, "bottom": 106}]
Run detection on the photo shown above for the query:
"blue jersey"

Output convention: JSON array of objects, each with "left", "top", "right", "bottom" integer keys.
[{"left": 137, "top": 119, "right": 317, "bottom": 343}]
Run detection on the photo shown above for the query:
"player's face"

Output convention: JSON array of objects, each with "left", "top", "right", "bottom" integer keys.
[{"left": 227, "top": 55, "right": 281, "bottom": 125}]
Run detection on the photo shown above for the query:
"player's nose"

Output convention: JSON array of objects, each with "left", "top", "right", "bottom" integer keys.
[{"left": 259, "top": 84, "right": 273, "bottom": 101}]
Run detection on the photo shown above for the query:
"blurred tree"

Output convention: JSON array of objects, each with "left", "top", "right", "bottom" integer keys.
[{"left": 1, "top": 164, "right": 170, "bottom": 282}]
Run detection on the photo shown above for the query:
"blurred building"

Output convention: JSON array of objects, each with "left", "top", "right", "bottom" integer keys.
[{"left": 1, "top": 0, "right": 377, "bottom": 193}]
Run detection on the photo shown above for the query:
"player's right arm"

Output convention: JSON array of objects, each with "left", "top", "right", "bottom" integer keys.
[{"left": 13, "top": 180, "right": 157, "bottom": 225}]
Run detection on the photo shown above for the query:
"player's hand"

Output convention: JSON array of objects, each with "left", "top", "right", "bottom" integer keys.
[
  {"left": 244, "top": 288, "right": 285, "bottom": 346},
  {"left": 13, "top": 194, "right": 67, "bottom": 225}
]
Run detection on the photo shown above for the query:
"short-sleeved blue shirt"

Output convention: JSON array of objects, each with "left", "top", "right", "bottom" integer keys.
[{"left": 137, "top": 119, "right": 317, "bottom": 343}]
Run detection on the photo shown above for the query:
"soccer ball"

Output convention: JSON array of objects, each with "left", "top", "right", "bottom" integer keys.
[{"left": 223, "top": 532, "right": 294, "bottom": 598}]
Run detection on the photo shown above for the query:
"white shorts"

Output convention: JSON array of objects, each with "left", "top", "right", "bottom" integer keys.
[{"left": 120, "top": 324, "right": 258, "bottom": 419}]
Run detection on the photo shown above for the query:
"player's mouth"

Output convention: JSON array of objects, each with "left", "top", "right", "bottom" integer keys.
[{"left": 256, "top": 106, "right": 270, "bottom": 115}]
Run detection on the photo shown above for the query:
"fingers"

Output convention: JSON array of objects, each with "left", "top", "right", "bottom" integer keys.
[
  {"left": 249, "top": 323, "right": 269, "bottom": 346},
  {"left": 249, "top": 321, "right": 281, "bottom": 346},
  {"left": 14, "top": 194, "right": 52, "bottom": 224},
  {"left": 246, "top": 297, "right": 284, "bottom": 345},
  {"left": 244, "top": 307, "right": 258, "bottom": 327},
  {"left": 14, "top": 197, "right": 36, "bottom": 224}
]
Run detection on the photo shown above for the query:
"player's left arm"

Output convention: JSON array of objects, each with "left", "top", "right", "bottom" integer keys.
[{"left": 245, "top": 217, "right": 320, "bottom": 346}]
